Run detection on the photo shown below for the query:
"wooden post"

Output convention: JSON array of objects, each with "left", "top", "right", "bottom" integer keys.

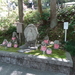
[{"left": 16, "top": 22, "right": 22, "bottom": 44}]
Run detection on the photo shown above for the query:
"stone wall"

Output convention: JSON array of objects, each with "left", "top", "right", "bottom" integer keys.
[{"left": 0, "top": 51, "right": 73, "bottom": 75}]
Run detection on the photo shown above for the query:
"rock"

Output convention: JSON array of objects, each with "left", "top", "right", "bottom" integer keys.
[{"left": 18, "top": 49, "right": 31, "bottom": 53}]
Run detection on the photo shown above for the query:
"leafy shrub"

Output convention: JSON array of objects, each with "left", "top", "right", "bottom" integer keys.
[
  {"left": 67, "top": 22, "right": 75, "bottom": 41},
  {"left": 24, "top": 10, "right": 41, "bottom": 25},
  {"left": 64, "top": 40, "right": 75, "bottom": 56},
  {"left": 57, "top": 6, "right": 75, "bottom": 41},
  {"left": 0, "top": 10, "right": 18, "bottom": 30},
  {"left": 57, "top": 6, "right": 75, "bottom": 22},
  {"left": 41, "top": 10, "right": 50, "bottom": 21},
  {"left": 0, "top": 26, "right": 16, "bottom": 43},
  {"left": 24, "top": 9, "right": 50, "bottom": 25},
  {"left": 6, "top": 25, "right": 16, "bottom": 34},
  {"left": 38, "top": 24, "right": 50, "bottom": 40},
  {"left": 0, "top": 17, "right": 12, "bottom": 30}
]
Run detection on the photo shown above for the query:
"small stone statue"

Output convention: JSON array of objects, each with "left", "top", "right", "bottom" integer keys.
[
  {"left": 2, "top": 39, "right": 8, "bottom": 46},
  {"left": 14, "top": 41, "right": 18, "bottom": 48},
  {"left": 43, "top": 35, "right": 49, "bottom": 45},
  {"left": 12, "top": 32, "right": 18, "bottom": 46},
  {"left": 7, "top": 42, "right": 12, "bottom": 47},
  {"left": 40, "top": 41, "right": 47, "bottom": 54},
  {"left": 41, "top": 41, "right": 46, "bottom": 46},
  {"left": 46, "top": 48, "right": 52, "bottom": 54},
  {"left": 44, "top": 35, "right": 49, "bottom": 40},
  {"left": 54, "top": 40, "right": 60, "bottom": 49},
  {"left": 12, "top": 32, "right": 18, "bottom": 42}
]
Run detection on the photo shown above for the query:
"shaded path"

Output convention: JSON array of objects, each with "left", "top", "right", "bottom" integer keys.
[
  {"left": 70, "top": 57, "right": 75, "bottom": 75},
  {"left": 0, "top": 62, "right": 65, "bottom": 75}
]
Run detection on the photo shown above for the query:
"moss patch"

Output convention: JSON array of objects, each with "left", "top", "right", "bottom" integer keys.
[
  {"left": 0, "top": 46, "right": 19, "bottom": 52},
  {"left": 0, "top": 45, "right": 66, "bottom": 59},
  {"left": 25, "top": 49, "right": 66, "bottom": 59}
]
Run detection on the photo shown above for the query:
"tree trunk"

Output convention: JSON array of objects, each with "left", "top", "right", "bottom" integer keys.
[
  {"left": 18, "top": 0, "right": 23, "bottom": 23},
  {"left": 18, "top": 0, "right": 24, "bottom": 44},
  {"left": 38, "top": 0, "right": 42, "bottom": 16},
  {"left": 50, "top": 0, "right": 57, "bottom": 29}
]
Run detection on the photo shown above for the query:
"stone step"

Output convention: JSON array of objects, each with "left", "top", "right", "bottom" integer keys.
[{"left": 0, "top": 62, "right": 66, "bottom": 75}]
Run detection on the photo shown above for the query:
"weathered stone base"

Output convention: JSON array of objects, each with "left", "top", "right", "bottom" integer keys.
[{"left": 0, "top": 51, "right": 73, "bottom": 75}]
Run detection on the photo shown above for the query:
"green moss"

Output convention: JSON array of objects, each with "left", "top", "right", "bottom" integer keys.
[
  {"left": 25, "top": 48, "right": 66, "bottom": 59},
  {"left": 0, "top": 46, "right": 19, "bottom": 52},
  {"left": 0, "top": 46, "right": 66, "bottom": 59}
]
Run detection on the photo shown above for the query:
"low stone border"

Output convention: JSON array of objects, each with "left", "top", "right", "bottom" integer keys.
[{"left": 0, "top": 51, "right": 73, "bottom": 75}]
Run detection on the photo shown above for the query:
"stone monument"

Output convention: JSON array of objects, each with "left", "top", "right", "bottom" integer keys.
[{"left": 19, "top": 24, "right": 39, "bottom": 50}]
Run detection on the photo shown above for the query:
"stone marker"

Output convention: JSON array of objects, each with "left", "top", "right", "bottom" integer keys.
[{"left": 19, "top": 24, "right": 39, "bottom": 50}]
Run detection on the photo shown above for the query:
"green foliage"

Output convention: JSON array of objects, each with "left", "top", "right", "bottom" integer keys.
[
  {"left": 57, "top": 6, "right": 75, "bottom": 41},
  {"left": 0, "top": 11, "right": 18, "bottom": 30},
  {"left": 67, "top": 22, "right": 75, "bottom": 41},
  {"left": 0, "top": 10, "right": 18, "bottom": 44},
  {"left": 41, "top": 10, "right": 50, "bottom": 21},
  {"left": 24, "top": 10, "right": 41, "bottom": 25},
  {"left": 0, "top": 32, "right": 5, "bottom": 43},
  {"left": 64, "top": 40, "right": 75, "bottom": 56},
  {"left": 0, "top": 17, "right": 12, "bottom": 30},
  {"left": 0, "top": 26, "right": 16, "bottom": 44},
  {"left": 6, "top": 25, "right": 16, "bottom": 34},
  {"left": 57, "top": 6, "right": 75, "bottom": 22},
  {"left": 24, "top": 9, "right": 50, "bottom": 26},
  {"left": 38, "top": 24, "right": 49, "bottom": 40}
]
